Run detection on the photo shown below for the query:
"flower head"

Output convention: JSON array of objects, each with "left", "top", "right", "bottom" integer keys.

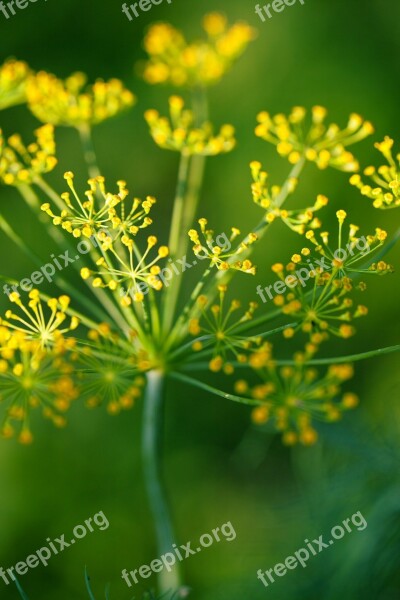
[
  {"left": 41, "top": 173, "right": 155, "bottom": 239},
  {"left": 141, "top": 13, "right": 256, "bottom": 87},
  {"left": 27, "top": 71, "right": 135, "bottom": 128},
  {"left": 0, "top": 290, "right": 79, "bottom": 352},
  {"left": 0, "top": 124, "right": 57, "bottom": 186},
  {"left": 250, "top": 160, "right": 327, "bottom": 233},
  {"left": 76, "top": 324, "right": 146, "bottom": 414},
  {"left": 188, "top": 219, "right": 257, "bottom": 274},
  {"left": 145, "top": 96, "right": 236, "bottom": 156},
  {"left": 267, "top": 215, "right": 391, "bottom": 340},
  {"left": 237, "top": 347, "right": 357, "bottom": 445},
  {"left": 0, "top": 332, "right": 78, "bottom": 444},
  {"left": 350, "top": 136, "right": 400, "bottom": 209},
  {"left": 0, "top": 292, "right": 79, "bottom": 444},
  {"left": 82, "top": 233, "right": 169, "bottom": 305},
  {"left": 189, "top": 284, "right": 260, "bottom": 372},
  {"left": 255, "top": 107, "right": 374, "bottom": 171},
  {"left": 0, "top": 58, "right": 31, "bottom": 110}
]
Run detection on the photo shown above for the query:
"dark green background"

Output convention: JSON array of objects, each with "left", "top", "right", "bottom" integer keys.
[{"left": 0, "top": 1, "right": 399, "bottom": 599}]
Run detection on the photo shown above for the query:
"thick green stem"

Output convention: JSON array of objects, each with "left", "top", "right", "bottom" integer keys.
[{"left": 142, "top": 370, "right": 182, "bottom": 595}]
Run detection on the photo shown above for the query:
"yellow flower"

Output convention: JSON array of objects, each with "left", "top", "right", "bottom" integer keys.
[
  {"left": 86, "top": 232, "right": 169, "bottom": 304},
  {"left": 349, "top": 136, "right": 400, "bottom": 209},
  {"left": 141, "top": 14, "right": 256, "bottom": 87},
  {"left": 0, "top": 124, "right": 57, "bottom": 186},
  {"left": 0, "top": 58, "right": 31, "bottom": 110},
  {"left": 27, "top": 71, "right": 135, "bottom": 128},
  {"left": 243, "top": 345, "right": 358, "bottom": 445},
  {"left": 255, "top": 107, "right": 374, "bottom": 171},
  {"left": 145, "top": 96, "right": 236, "bottom": 156},
  {"left": 192, "top": 285, "right": 260, "bottom": 372},
  {"left": 41, "top": 173, "right": 155, "bottom": 239},
  {"left": 0, "top": 290, "right": 79, "bottom": 352},
  {"left": 250, "top": 160, "right": 327, "bottom": 233},
  {"left": 188, "top": 219, "right": 257, "bottom": 274}
]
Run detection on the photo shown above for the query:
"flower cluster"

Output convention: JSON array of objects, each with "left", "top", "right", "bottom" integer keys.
[
  {"left": 27, "top": 71, "right": 135, "bottom": 128},
  {"left": 350, "top": 136, "right": 400, "bottom": 209},
  {"left": 189, "top": 284, "right": 261, "bottom": 372},
  {"left": 255, "top": 106, "right": 374, "bottom": 171},
  {"left": 77, "top": 323, "right": 146, "bottom": 414},
  {"left": 0, "top": 124, "right": 57, "bottom": 186},
  {"left": 188, "top": 219, "right": 257, "bottom": 274},
  {"left": 250, "top": 160, "right": 327, "bottom": 233},
  {"left": 145, "top": 96, "right": 236, "bottom": 156},
  {"left": 235, "top": 344, "right": 358, "bottom": 445},
  {"left": 141, "top": 13, "right": 256, "bottom": 87},
  {"left": 41, "top": 172, "right": 154, "bottom": 239},
  {"left": 265, "top": 212, "right": 391, "bottom": 340},
  {"left": 0, "top": 290, "right": 79, "bottom": 351},
  {"left": 0, "top": 291, "right": 79, "bottom": 444},
  {"left": 0, "top": 58, "right": 30, "bottom": 110},
  {"left": 81, "top": 233, "right": 168, "bottom": 305}
]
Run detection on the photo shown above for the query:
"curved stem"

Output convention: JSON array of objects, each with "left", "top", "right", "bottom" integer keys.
[
  {"left": 171, "top": 371, "right": 261, "bottom": 406},
  {"left": 142, "top": 370, "right": 182, "bottom": 595}
]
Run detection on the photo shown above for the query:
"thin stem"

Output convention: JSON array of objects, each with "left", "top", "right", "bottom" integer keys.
[
  {"left": 183, "top": 344, "right": 400, "bottom": 371},
  {"left": 168, "top": 153, "right": 191, "bottom": 259},
  {"left": 170, "top": 371, "right": 261, "bottom": 406},
  {"left": 161, "top": 153, "right": 191, "bottom": 333},
  {"left": 78, "top": 124, "right": 101, "bottom": 179},
  {"left": 276, "top": 344, "right": 400, "bottom": 365},
  {"left": 142, "top": 370, "right": 182, "bottom": 595},
  {"left": 162, "top": 88, "right": 209, "bottom": 335}
]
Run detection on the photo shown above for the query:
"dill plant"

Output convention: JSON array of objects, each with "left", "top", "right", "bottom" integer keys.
[{"left": 0, "top": 12, "right": 399, "bottom": 597}]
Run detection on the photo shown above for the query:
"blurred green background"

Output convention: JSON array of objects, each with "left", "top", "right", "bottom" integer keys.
[{"left": 0, "top": 0, "right": 399, "bottom": 598}]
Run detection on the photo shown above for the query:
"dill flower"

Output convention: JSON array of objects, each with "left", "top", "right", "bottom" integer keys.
[
  {"left": 76, "top": 324, "right": 146, "bottom": 414},
  {"left": 255, "top": 106, "right": 374, "bottom": 171},
  {"left": 141, "top": 13, "right": 256, "bottom": 87},
  {"left": 189, "top": 284, "right": 260, "bottom": 372},
  {"left": 0, "top": 334, "right": 79, "bottom": 444},
  {"left": 0, "top": 124, "right": 57, "bottom": 186},
  {"left": 0, "top": 58, "right": 31, "bottom": 110},
  {"left": 83, "top": 233, "right": 168, "bottom": 304},
  {"left": 250, "top": 160, "right": 327, "bottom": 233},
  {"left": 264, "top": 212, "right": 391, "bottom": 339},
  {"left": 236, "top": 347, "right": 357, "bottom": 445},
  {"left": 303, "top": 211, "right": 392, "bottom": 276},
  {"left": 27, "top": 71, "right": 135, "bottom": 128},
  {"left": 0, "top": 292, "right": 79, "bottom": 444},
  {"left": 145, "top": 96, "right": 236, "bottom": 156},
  {"left": 188, "top": 219, "right": 257, "bottom": 274},
  {"left": 41, "top": 173, "right": 155, "bottom": 239},
  {"left": 0, "top": 290, "right": 79, "bottom": 352},
  {"left": 349, "top": 136, "right": 400, "bottom": 209}
]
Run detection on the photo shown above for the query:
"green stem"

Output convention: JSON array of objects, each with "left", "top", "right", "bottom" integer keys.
[
  {"left": 182, "top": 344, "right": 400, "bottom": 371},
  {"left": 277, "top": 344, "right": 400, "bottom": 365},
  {"left": 78, "top": 125, "right": 101, "bottom": 179},
  {"left": 171, "top": 371, "right": 261, "bottom": 406},
  {"left": 168, "top": 152, "right": 191, "bottom": 259},
  {"left": 142, "top": 370, "right": 182, "bottom": 595}
]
